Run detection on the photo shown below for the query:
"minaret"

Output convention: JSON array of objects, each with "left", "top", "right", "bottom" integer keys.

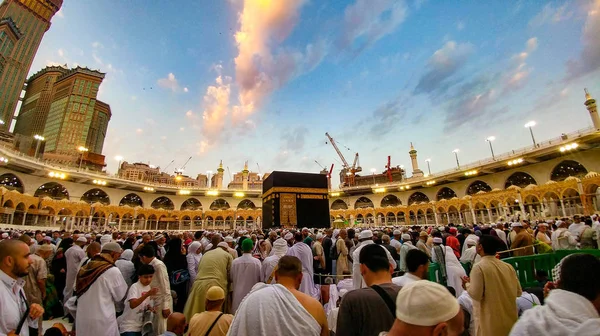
[
  {"left": 585, "top": 88, "right": 599, "bottom": 130},
  {"left": 409, "top": 142, "right": 424, "bottom": 177},
  {"left": 216, "top": 160, "right": 224, "bottom": 189},
  {"left": 242, "top": 161, "right": 249, "bottom": 190}
]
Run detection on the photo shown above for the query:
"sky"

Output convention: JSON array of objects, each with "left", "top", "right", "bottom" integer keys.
[{"left": 28, "top": 0, "right": 600, "bottom": 186}]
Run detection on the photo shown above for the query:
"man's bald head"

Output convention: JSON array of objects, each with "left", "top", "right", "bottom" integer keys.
[
  {"left": 166, "top": 312, "right": 186, "bottom": 335},
  {"left": 87, "top": 242, "right": 101, "bottom": 258},
  {"left": 0, "top": 239, "right": 28, "bottom": 260}
]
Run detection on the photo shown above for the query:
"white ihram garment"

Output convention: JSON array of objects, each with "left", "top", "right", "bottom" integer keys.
[
  {"left": 231, "top": 253, "right": 262, "bottom": 314},
  {"left": 75, "top": 267, "right": 127, "bottom": 336},
  {"left": 510, "top": 289, "right": 600, "bottom": 336},
  {"left": 286, "top": 242, "right": 317, "bottom": 297},
  {"left": 227, "top": 283, "right": 321, "bottom": 336},
  {"left": 63, "top": 246, "right": 86, "bottom": 301}
]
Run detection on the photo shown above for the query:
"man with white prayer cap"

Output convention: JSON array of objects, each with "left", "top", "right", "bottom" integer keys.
[
  {"left": 390, "top": 230, "right": 402, "bottom": 255},
  {"left": 399, "top": 233, "right": 417, "bottom": 273},
  {"left": 224, "top": 236, "right": 238, "bottom": 259},
  {"left": 352, "top": 230, "right": 397, "bottom": 289},
  {"left": 510, "top": 222, "right": 534, "bottom": 256},
  {"left": 263, "top": 238, "right": 288, "bottom": 283},
  {"left": 100, "top": 234, "right": 112, "bottom": 247},
  {"left": 381, "top": 281, "right": 464, "bottom": 336},
  {"left": 460, "top": 235, "right": 481, "bottom": 267}
]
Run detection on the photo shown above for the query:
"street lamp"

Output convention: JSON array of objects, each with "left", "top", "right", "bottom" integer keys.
[
  {"left": 486, "top": 136, "right": 496, "bottom": 159},
  {"left": 33, "top": 135, "right": 45, "bottom": 159},
  {"left": 370, "top": 168, "right": 376, "bottom": 184},
  {"left": 452, "top": 149, "right": 460, "bottom": 169},
  {"left": 115, "top": 155, "right": 123, "bottom": 177},
  {"left": 206, "top": 170, "right": 213, "bottom": 188},
  {"left": 77, "top": 146, "right": 88, "bottom": 171},
  {"left": 524, "top": 121, "right": 537, "bottom": 147},
  {"left": 425, "top": 158, "right": 431, "bottom": 175}
]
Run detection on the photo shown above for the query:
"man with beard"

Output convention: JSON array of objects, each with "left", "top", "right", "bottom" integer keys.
[{"left": 0, "top": 240, "right": 45, "bottom": 336}]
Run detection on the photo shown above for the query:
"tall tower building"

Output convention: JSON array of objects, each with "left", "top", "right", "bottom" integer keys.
[
  {"left": 242, "top": 161, "right": 249, "bottom": 190},
  {"left": 38, "top": 67, "right": 110, "bottom": 169},
  {"left": 14, "top": 66, "right": 67, "bottom": 137},
  {"left": 409, "top": 142, "right": 424, "bottom": 177},
  {"left": 0, "top": 0, "right": 63, "bottom": 129},
  {"left": 585, "top": 88, "right": 599, "bottom": 130}
]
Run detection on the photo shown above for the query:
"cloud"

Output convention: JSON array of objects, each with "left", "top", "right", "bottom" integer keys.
[
  {"left": 274, "top": 126, "right": 309, "bottom": 165},
  {"left": 529, "top": 2, "right": 574, "bottom": 28},
  {"left": 503, "top": 37, "right": 538, "bottom": 93},
  {"left": 180, "top": 127, "right": 185, "bottom": 132},
  {"left": 185, "top": 110, "right": 193, "bottom": 117},
  {"left": 198, "top": 75, "right": 232, "bottom": 153},
  {"left": 337, "top": 0, "right": 408, "bottom": 53},
  {"left": 414, "top": 41, "right": 474, "bottom": 94},
  {"left": 130, "top": 96, "right": 137, "bottom": 101},
  {"left": 366, "top": 94, "right": 412, "bottom": 138},
  {"left": 184, "top": 87, "right": 189, "bottom": 93},
  {"left": 232, "top": 0, "right": 317, "bottom": 123},
  {"left": 157, "top": 73, "right": 179, "bottom": 92},
  {"left": 92, "top": 41, "right": 104, "bottom": 49},
  {"left": 457, "top": 21, "right": 465, "bottom": 31},
  {"left": 136, "top": 128, "right": 143, "bottom": 134},
  {"left": 565, "top": 0, "right": 600, "bottom": 80},
  {"left": 58, "top": 48, "right": 65, "bottom": 57},
  {"left": 55, "top": 8, "right": 64, "bottom": 18}
]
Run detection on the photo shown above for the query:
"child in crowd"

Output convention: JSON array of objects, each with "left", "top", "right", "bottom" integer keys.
[{"left": 118, "top": 264, "right": 159, "bottom": 336}]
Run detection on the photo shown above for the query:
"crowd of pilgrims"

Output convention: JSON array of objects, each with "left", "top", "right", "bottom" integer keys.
[{"left": 0, "top": 213, "right": 600, "bottom": 336}]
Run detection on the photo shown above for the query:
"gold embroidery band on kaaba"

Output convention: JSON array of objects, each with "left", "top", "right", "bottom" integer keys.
[{"left": 262, "top": 187, "right": 328, "bottom": 199}]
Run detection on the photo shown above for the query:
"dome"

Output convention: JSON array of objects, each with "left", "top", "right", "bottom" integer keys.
[
  {"left": 507, "top": 185, "right": 521, "bottom": 190},
  {"left": 565, "top": 176, "right": 581, "bottom": 182},
  {"left": 545, "top": 180, "right": 557, "bottom": 185},
  {"left": 462, "top": 195, "right": 472, "bottom": 200},
  {"left": 584, "top": 171, "right": 599, "bottom": 179},
  {"left": 525, "top": 184, "right": 537, "bottom": 190},
  {"left": 492, "top": 188, "right": 502, "bottom": 192},
  {"left": 476, "top": 190, "right": 487, "bottom": 194}
]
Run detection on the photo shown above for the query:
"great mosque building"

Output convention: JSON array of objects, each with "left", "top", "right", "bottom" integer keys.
[{"left": 0, "top": 91, "right": 598, "bottom": 231}]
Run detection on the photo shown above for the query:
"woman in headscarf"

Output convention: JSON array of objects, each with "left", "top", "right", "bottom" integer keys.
[
  {"left": 163, "top": 238, "right": 189, "bottom": 312},
  {"left": 115, "top": 249, "right": 135, "bottom": 288},
  {"left": 186, "top": 241, "right": 203, "bottom": 292}
]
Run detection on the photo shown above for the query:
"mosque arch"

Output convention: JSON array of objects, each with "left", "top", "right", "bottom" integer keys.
[
  {"left": 466, "top": 180, "right": 492, "bottom": 195},
  {"left": 180, "top": 198, "right": 202, "bottom": 211},
  {"left": 151, "top": 196, "right": 174, "bottom": 210},
  {"left": 119, "top": 193, "right": 144, "bottom": 207},
  {"left": 354, "top": 197, "right": 374, "bottom": 209},
  {"left": 210, "top": 198, "right": 231, "bottom": 210},
  {"left": 436, "top": 187, "right": 457, "bottom": 201},
  {"left": 550, "top": 160, "right": 588, "bottom": 181},
  {"left": 237, "top": 199, "right": 256, "bottom": 210},
  {"left": 504, "top": 172, "right": 537, "bottom": 189},
  {"left": 81, "top": 188, "right": 110, "bottom": 205},
  {"left": 331, "top": 199, "right": 349, "bottom": 210},
  {"left": 34, "top": 182, "right": 69, "bottom": 200},
  {"left": 0, "top": 173, "right": 24, "bottom": 193},
  {"left": 408, "top": 192, "right": 429, "bottom": 205},
  {"left": 380, "top": 194, "right": 401, "bottom": 207}
]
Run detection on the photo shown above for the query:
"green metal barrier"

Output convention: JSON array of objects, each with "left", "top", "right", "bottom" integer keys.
[
  {"left": 502, "top": 250, "right": 600, "bottom": 288},
  {"left": 429, "top": 250, "right": 600, "bottom": 289}
]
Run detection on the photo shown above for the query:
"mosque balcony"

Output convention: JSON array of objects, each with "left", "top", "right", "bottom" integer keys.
[{"left": 335, "top": 126, "right": 600, "bottom": 196}]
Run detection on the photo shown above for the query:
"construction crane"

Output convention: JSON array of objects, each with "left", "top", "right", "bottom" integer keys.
[
  {"left": 314, "top": 160, "right": 328, "bottom": 174},
  {"left": 325, "top": 132, "right": 360, "bottom": 186},
  {"left": 174, "top": 156, "right": 192, "bottom": 182},
  {"left": 162, "top": 159, "right": 175, "bottom": 172}
]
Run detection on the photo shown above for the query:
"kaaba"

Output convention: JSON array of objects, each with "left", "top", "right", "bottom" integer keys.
[{"left": 262, "top": 171, "right": 330, "bottom": 229}]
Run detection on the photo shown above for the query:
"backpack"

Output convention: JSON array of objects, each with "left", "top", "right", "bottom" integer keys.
[{"left": 330, "top": 239, "right": 340, "bottom": 260}]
